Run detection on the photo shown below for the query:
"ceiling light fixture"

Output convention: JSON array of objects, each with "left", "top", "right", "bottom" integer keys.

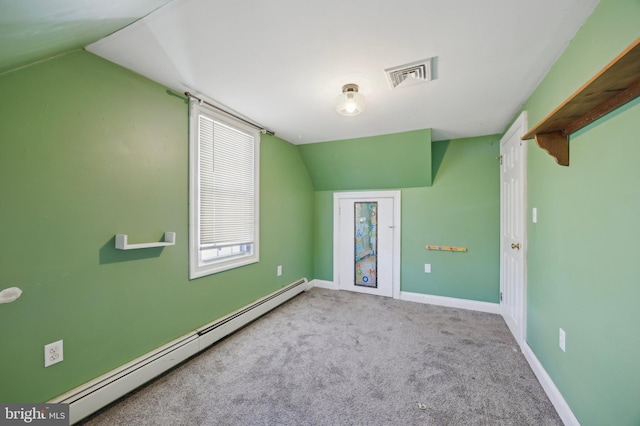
[{"left": 336, "top": 83, "right": 365, "bottom": 116}]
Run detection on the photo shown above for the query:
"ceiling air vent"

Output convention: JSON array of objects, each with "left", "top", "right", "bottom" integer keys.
[{"left": 385, "top": 57, "right": 434, "bottom": 89}]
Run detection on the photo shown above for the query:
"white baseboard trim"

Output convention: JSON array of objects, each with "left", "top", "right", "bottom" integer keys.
[
  {"left": 522, "top": 342, "right": 580, "bottom": 426},
  {"left": 399, "top": 291, "right": 500, "bottom": 314},
  {"left": 310, "top": 279, "right": 338, "bottom": 290}
]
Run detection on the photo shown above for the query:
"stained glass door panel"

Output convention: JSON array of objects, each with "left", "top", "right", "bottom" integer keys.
[
  {"left": 354, "top": 202, "right": 377, "bottom": 288},
  {"left": 337, "top": 194, "right": 395, "bottom": 298}
]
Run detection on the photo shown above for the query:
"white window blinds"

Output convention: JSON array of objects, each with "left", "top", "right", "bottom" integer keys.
[
  {"left": 198, "top": 115, "right": 256, "bottom": 248},
  {"left": 189, "top": 101, "right": 260, "bottom": 279}
]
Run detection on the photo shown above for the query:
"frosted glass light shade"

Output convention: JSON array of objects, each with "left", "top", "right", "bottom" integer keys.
[{"left": 336, "top": 84, "right": 365, "bottom": 116}]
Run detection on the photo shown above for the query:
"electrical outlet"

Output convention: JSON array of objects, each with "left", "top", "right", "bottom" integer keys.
[
  {"left": 277, "top": 265, "right": 282, "bottom": 276},
  {"left": 532, "top": 207, "right": 538, "bottom": 223},
  {"left": 44, "top": 340, "right": 64, "bottom": 367},
  {"left": 424, "top": 264, "right": 431, "bottom": 273},
  {"left": 559, "top": 328, "right": 566, "bottom": 352}
]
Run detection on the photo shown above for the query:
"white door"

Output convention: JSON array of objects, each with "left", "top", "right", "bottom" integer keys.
[
  {"left": 334, "top": 191, "right": 400, "bottom": 298},
  {"left": 500, "top": 111, "right": 527, "bottom": 346}
]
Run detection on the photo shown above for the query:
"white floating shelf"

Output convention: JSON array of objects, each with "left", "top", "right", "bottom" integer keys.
[{"left": 115, "top": 232, "right": 176, "bottom": 250}]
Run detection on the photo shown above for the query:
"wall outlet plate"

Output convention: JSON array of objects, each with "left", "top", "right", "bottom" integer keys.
[
  {"left": 277, "top": 265, "right": 282, "bottom": 276},
  {"left": 424, "top": 264, "right": 431, "bottom": 273},
  {"left": 559, "top": 328, "right": 566, "bottom": 352},
  {"left": 44, "top": 340, "right": 64, "bottom": 367}
]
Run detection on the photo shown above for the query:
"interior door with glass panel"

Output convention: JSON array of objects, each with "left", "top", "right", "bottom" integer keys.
[{"left": 338, "top": 197, "right": 394, "bottom": 297}]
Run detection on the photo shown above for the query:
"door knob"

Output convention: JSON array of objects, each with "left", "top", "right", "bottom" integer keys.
[{"left": 511, "top": 243, "right": 520, "bottom": 250}]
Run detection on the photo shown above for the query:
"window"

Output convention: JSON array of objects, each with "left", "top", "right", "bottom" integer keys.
[{"left": 189, "top": 101, "right": 259, "bottom": 278}]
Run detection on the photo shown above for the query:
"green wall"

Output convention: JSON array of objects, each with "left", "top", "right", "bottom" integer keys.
[
  {"left": 0, "top": 50, "right": 314, "bottom": 402},
  {"left": 520, "top": 0, "right": 640, "bottom": 424},
  {"left": 298, "top": 129, "right": 432, "bottom": 190},
  {"left": 312, "top": 135, "right": 500, "bottom": 303},
  {"left": 402, "top": 136, "right": 500, "bottom": 302},
  {"left": 3, "top": 4, "right": 635, "bottom": 422}
]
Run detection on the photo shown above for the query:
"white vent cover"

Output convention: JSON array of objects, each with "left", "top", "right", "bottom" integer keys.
[{"left": 385, "top": 58, "right": 434, "bottom": 89}]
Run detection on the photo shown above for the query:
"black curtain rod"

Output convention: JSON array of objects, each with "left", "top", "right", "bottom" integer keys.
[{"left": 185, "top": 92, "right": 275, "bottom": 136}]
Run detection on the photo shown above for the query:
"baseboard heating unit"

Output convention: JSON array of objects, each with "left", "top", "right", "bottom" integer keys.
[{"left": 49, "top": 278, "right": 310, "bottom": 424}]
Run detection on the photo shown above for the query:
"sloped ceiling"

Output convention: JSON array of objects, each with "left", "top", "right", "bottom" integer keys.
[
  {"left": 2, "top": 0, "right": 600, "bottom": 144},
  {"left": 0, "top": 0, "right": 172, "bottom": 73}
]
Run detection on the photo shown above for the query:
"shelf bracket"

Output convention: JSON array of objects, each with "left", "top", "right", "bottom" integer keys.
[
  {"left": 534, "top": 131, "right": 569, "bottom": 166},
  {"left": 522, "top": 37, "right": 640, "bottom": 166},
  {"left": 115, "top": 232, "right": 176, "bottom": 250}
]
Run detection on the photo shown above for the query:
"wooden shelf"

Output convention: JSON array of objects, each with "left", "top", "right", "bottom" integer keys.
[
  {"left": 115, "top": 232, "right": 176, "bottom": 250},
  {"left": 522, "top": 37, "right": 640, "bottom": 166}
]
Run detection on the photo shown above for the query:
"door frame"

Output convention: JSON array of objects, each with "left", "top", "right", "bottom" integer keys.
[
  {"left": 333, "top": 190, "right": 401, "bottom": 299},
  {"left": 500, "top": 111, "right": 528, "bottom": 347}
]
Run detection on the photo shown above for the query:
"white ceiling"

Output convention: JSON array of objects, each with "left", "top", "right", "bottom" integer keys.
[
  {"left": 0, "top": 0, "right": 172, "bottom": 73},
  {"left": 87, "top": 0, "right": 599, "bottom": 144}
]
